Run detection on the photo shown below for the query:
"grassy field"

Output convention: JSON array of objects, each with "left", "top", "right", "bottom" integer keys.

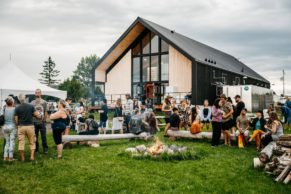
[{"left": 0, "top": 128, "right": 290, "bottom": 194}]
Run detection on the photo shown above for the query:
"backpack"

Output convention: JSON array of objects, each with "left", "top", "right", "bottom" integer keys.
[
  {"left": 129, "top": 115, "right": 143, "bottom": 134},
  {"left": 89, "top": 120, "right": 99, "bottom": 131}
]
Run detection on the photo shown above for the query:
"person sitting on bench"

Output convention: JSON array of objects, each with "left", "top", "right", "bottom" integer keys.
[
  {"left": 235, "top": 108, "right": 250, "bottom": 148},
  {"left": 166, "top": 107, "right": 180, "bottom": 133},
  {"left": 249, "top": 110, "right": 266, "bottom": 151},
  {"left": 79, "top": 114, "right": 100, "bottom": 147},
  {"left": 129, "top": 109, "right": 148, "bottom": 134}
]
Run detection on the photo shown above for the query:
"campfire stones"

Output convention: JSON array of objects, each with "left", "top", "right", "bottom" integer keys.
[
  {"left": 136, "top": 145, "right": 147, "bottom": 153},
  {"left": 125, "top": 144, "right": 188, "bottom": 157}
]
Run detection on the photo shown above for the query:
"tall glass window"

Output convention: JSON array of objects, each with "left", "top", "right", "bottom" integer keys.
[
  {"left": 132, "top": 32, "right": 169, "bottom": 83},
  {"left": 142, "top": 35, "right": 150, "bottom": 54},
  {"left": 161, "top": 54, "right": 169, "bottom": 81},
  {"left": 133, "top": 57, "right": 140, "bottom": 82},
  {"left": 161, "top": 39, "right": 169, "bottom": 52},
  {"left": 151, "top": 34, "right": 159, "bottom": 53},
  {"left": 132, "top": 43, "right": 141, "bottom": 56},
  {"left": 151, "top": 56, "right": 159, "bottom": 81},
  {"left": 142, "top": 56, "right": 150, "bottom": 82}
]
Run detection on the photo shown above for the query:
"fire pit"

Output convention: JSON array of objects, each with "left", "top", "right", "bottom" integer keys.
[{"left": 123, "top": 138, "right": 197, "bottom": 161}]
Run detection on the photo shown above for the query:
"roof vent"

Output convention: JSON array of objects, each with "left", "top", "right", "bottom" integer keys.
[
  {"left": 205, "top": 58, "right": 207, "bottom": 62},
  {"left": 171, "top": 30, "right": 175, "bottom": 34},
  {"left": 210, "top": 60, "right": 213, "bottom": 63},
  {"left": 241, "top": 67, "right": 244, "bottom": 72},
  {"left": 208, "top": 59, "right": 211, "bottom": 63},
  {"left": 214, "top": 61, "right": 216, "bottom": 64}
]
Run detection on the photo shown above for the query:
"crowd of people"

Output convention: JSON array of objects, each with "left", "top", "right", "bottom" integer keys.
[
  {"left": 162, "top": 94, "right": 285, "bottom": 150},
  {"left": 0, "top": 90, "right": 288, "bottom": 162}
]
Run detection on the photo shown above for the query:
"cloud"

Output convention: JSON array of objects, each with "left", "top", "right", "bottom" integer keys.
[{"left": 0, "top": 0, "right": 290, "bottom": 95}]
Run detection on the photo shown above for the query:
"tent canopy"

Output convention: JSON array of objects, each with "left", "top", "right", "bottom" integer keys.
[{"left": 0, "top": 62, "right": 67, "bottom": 106}]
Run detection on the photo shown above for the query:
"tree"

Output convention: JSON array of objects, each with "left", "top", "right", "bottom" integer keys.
[
  {"left": 58, "top": 78, "right": 87, "bottom": 102},
  {"left": 39, "top": 56, "right": 60, "bottom": 86},
  {"left": 73, "top": 54, "right": 100, "bottom": 97}
]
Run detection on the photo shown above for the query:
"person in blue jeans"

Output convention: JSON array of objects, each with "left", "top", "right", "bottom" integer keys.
[{"left": 99, "top": 99, "right": 108, "bottom": 134}]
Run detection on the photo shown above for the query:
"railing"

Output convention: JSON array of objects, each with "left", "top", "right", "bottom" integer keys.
[{"left": 92, "top": 92, "right": 191, "bottom": 107}]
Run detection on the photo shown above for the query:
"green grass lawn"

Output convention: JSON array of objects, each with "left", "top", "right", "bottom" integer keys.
[{"left": 0, "top": 129, "right": 290, "bottom": 194}]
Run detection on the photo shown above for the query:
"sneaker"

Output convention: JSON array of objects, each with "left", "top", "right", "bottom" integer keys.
[{"left": 91, "top": 144, "right": 100, "bottom": 148}]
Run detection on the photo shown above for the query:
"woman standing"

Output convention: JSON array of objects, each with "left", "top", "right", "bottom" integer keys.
[
  {"left": 211, "top": 98, "right": 223, "bottom": 147},
  {"left": 50, "top": 100, "right": 70, "bottom": 159},
  {"left": 114, "top": 98, "right": 123, "bottom": 118},
  {"left": 261, "top": 112, "right": 284, "bottom": 147},
  {"left": 162, "top": 97, "right": 172, "bottom": 134},
  {"left": 200, "top": 100, "right": 212, "bottom": 130},
  {"left": 2, "top": 97, "right": 16, "bottom": 161}
]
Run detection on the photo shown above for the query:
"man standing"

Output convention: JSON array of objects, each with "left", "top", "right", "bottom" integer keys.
[
  {"left": 31, "top": 89, "right": 48, "bottom": 154},
  {"left": 15, "top": 93, "right": 41, "bottom": 161},
  {"left": 123, "top": 94, "right": 133, "bottom": 133},
  {"left": 233, "top": 95, "right": 245, "bottom": 122}
]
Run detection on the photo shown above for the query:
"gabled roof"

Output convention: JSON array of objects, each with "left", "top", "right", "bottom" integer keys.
[{"left": 94, "top": 17, "right": 269, "bottom": 83}]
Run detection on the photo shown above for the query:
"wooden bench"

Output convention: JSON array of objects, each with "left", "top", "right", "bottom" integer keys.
[
  {"left": 62, "top": 132, "right": 152, "bottom": 143},
  {"left": 166, "top": 130, "right": 236, "bottom": 140}
]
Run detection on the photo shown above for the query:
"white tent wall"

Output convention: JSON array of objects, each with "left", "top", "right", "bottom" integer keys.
[{"left": 0, "top": 62, "right": 67, "bottom": 108}]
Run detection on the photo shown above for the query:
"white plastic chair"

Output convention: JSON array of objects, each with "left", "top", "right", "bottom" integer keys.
[{"left": 104, "top": 117, "right": 124, "bottom": 134}]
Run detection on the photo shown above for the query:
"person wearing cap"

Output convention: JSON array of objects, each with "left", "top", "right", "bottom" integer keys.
[
  {"left": 235, "top": 108, "right": 250, "bottom": 148},
  {"left": 233, "top": 95, "right": 245, "bottom": 124},
  {"left": 249, "top": 110, "right": 267, "bottom": 151},
  {"left": 220, "top": 94, "right": 234, "bottom": 146}
]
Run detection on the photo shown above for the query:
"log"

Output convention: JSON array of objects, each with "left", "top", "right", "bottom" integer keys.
[
  {"left": 62, "top": 132, "right": 152, "bottom": 142},
  {"left": 283, "top": 172, "right": 291, "bottom": 184},
  {"left": 259, "top": 142, "right": 277, "bottom": 163},
  {"left": 277, "top": 141, "right": 291, "bottom": 148},
  {"left": 275, "top": 165, "right": 291, "bottom": 182},
  {"left": 254, "top": 157, "right": 265, "bottom": 168},
  {"left": 166, "top": 130, "right": 236, "bottom": 140},
  {"left": 279, "top": 135, "right": 291, "bottom": 141}
]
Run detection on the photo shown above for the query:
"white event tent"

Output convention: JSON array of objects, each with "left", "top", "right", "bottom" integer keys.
[{"left": 0, "top": 62, "right": 67, "bottom": 107}]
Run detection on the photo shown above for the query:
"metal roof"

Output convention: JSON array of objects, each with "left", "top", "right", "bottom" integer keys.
[{"left": 95, "top": 17, "right": 269, "bottom": 83}]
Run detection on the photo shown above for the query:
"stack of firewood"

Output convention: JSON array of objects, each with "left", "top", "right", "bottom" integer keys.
[{"left": 253, "top": 134, "right": 291, "bottom": 184}]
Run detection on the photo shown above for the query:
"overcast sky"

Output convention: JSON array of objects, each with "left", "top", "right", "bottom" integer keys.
[{"left": 0, "top": 0, "right": 290, "bottom": 95}]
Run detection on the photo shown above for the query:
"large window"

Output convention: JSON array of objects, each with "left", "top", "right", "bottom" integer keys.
[
  {"left": 133, "top": 57, "right": 140, "bottom": 82},
  {"left": 142, "top": 56, "right": 150, "bottom": 82},
  {"left": 151, "top": 55, "right": 159, "bottom": 81},
  {"left": 161, "top": 54, "right": 169, "bottom": 81},
  {"left": 132, "top": 31, "right": 169, "bottom": 83}
]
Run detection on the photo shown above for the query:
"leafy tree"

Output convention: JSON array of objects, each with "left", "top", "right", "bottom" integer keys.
[
  {"left": 58, "top": 78, "right": 87, "bottom": 102},
  {"left": 39, "top": 56, "right": 60, "bottom": 86},
  {"left": 73, "top": 54, "right": 100, "bottom": 97}
]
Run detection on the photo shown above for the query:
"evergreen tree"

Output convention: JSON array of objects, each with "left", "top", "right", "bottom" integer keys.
[{"left": 39, "top": 56, "right": 60, "bottom": 86}]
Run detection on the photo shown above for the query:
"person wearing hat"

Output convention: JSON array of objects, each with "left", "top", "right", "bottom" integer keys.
[
  {"left": 220, "top": 94, "right": 234, "bottom": 146},
  {"left": 233, "top": 95, "right": 245, "bottom": 125},
  {"left": 249, "top": 110, "right": 267, "bottom": 151}
]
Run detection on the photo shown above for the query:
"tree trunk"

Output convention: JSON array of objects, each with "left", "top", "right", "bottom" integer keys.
[{"left": 259, "top": 142, "right": 277, "bottom": 163}]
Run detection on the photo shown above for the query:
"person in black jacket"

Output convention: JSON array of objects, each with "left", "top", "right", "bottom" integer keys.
[{"left": 249, "top": 110, "right": 266, "bottom": 150}]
